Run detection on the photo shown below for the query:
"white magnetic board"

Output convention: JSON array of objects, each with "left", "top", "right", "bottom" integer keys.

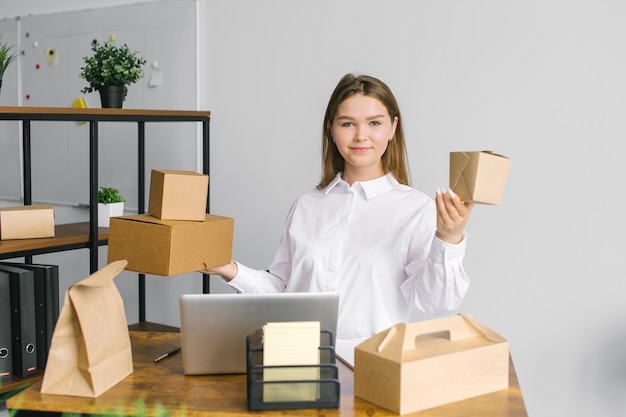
[{"left": 0, "top": 0, "right": 199, "bottom": 210}]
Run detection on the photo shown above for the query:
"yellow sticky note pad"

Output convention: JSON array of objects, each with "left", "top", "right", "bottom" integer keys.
[{"left": 262, "top": 321, "right": 321, "bottom": 402}]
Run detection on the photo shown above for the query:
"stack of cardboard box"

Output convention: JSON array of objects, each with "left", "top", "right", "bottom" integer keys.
[{"left": 107, "top": 169, "right": 234, "bottom": 276}]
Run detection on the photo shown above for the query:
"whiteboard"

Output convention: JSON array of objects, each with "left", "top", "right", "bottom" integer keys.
[{"left": 0, "top": 0, "right": 198, "bottom": 211}]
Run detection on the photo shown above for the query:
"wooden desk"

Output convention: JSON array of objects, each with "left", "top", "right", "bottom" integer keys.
[{"left": 7, "top": 331, "right": 528, "bottom": 416}]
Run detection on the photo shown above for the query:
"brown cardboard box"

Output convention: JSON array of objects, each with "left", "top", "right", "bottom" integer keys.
[
  {"left": 107, "top": 213, "right": 234, "bottom": 276},
  {"left": 0, "top": 204, "right": 55, "bottom": 240},
  {"left": 450, "top": 151, "right": 511, "bottom": 204},
  {"left": 148, "top": 169, "right": 209, "bottom": 221},
  {"left": 354, "top": 315, "right": 509, "bottom": 415}
]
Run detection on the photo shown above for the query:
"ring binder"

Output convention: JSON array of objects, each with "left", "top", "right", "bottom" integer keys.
[
  {"left": 0, "top": 270, "right": 13, "bottom": 381},
  {"left": 0, "top": 264, "right": 38, "bottom": 378},
  {"left": 0, "top": 262, "right": 59, "bottom": 369}
]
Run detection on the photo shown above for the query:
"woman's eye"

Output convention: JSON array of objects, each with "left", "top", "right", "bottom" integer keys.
[
  {"left": 370, "top": 120, "right": 381, "bottom": 126},
  {"left": 341, "top": 122, "right": 354, "bottom": 127}
]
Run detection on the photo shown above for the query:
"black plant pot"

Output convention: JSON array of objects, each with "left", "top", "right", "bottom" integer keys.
[
  {"left": 0, "top": 79, "right": 3, "bottom": 96},
  {"left": 99, "top": 85, "right": 126, "bottom": 108}
]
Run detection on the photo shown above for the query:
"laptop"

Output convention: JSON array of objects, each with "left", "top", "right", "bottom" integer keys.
[{"left": 179, "top": 292, "right": 339, "bottom": 375}]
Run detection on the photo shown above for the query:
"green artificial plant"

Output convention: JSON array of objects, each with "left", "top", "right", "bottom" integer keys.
[
  {"left": 0, "top": 36, "right": 17, "bottom": 80},
  {"left": 79, "top": 40, "right": 146, "bottom": 94},
  {"left": 97, "top": 187, "right": 125, "bottom": 204}
]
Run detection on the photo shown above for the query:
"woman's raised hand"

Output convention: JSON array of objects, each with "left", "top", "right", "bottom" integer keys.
[{"left": 435, "top": 188, "right": 474, "bottom": 244}]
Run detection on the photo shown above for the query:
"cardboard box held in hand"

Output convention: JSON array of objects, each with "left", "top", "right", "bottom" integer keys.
[
  {"left": 40, "top": 260, "right": 133, "bottom": 398},
  {"left": 354, "top": 315, "right": 509, "bottom": 414},
  {"left": 107, "top": 214, "right": 234, "bottom": 276},
  {"left": 450, "top": 151, "right": 511, "bottom": 204}
]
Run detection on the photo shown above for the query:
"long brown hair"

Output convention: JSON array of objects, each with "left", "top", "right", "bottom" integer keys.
[{"left": 318, "top": 73, "right": 410, "bottom": 189}]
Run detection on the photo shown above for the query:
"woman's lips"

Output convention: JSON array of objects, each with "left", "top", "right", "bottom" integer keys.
[{"left": 350, "top": 147, "right": 371, "bottom": 153}]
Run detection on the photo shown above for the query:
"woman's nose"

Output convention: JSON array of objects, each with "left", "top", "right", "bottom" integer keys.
[{"left": 354, "top": 125, "right": 367, "bottom": 141}]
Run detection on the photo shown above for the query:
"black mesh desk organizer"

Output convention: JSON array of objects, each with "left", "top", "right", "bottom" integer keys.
[{"left": 246, "top": 328, "right": 340, "bottom": 410}]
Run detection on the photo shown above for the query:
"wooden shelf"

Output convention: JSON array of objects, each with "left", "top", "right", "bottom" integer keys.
[
  {"left": 0, "top": 223, "right": 109, "bottom": 259},
  {"left": 0, "top": 106, "right": 210, "bottom": 122}
]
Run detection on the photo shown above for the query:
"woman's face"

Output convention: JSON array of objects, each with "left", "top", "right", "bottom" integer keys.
[{"left": 330, "top": 94, "right": 398, "bottom": 183}]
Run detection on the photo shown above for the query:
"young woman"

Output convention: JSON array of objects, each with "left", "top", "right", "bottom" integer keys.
[{"left": 201, "top": 73, "right": 474, "bottom": 360}]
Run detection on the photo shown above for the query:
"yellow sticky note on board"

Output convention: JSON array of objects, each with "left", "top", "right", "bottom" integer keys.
[{"left": 46, "top": 48, "right": 57, "bottom": 64}]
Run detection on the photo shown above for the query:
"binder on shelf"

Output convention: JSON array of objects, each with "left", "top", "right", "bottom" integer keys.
[
  {"left": 0, "top": 264, "right": 38, "bottom": 378},
  {"left": 0, "top": 262, "right": 60, "bottom": 369},
  {"left": 0, "top": 270, "right": 13, "bottom": 382}
]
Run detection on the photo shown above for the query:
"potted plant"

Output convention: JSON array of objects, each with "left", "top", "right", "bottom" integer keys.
[
  {"left": 0, "top": 36, "right": 17, "bottom": 96},
  {"left": 97, "top": 186, "right": 125, "bottom": 228},
  {"left": 79, "top": 40, "right": 146, "bottom": 108}
]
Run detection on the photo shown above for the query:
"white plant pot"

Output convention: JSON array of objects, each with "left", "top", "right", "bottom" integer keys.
[{"left": 98, "top": 202, "right": 124, "bottom": 228}]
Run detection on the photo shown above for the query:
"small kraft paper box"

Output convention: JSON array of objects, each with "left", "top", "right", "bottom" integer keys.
[
  {"left": 450, "top": 151, "right": 511, "bottom": 204},
  {"left": 354, "top": 315, "right": 509, "bottom": 415},
  {"left": 0, "top": 204, "right": 55, "bottom": 240},
  {"left": 148, "top": 169, "right": 209, "bottom": 221},
  {"left": 107, "top": 213, "right": 234, "bottom": 276}
]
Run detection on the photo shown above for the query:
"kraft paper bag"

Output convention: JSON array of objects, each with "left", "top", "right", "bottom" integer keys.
[{"left": 40, "top": 260, "right": 133, "bottom": 397}]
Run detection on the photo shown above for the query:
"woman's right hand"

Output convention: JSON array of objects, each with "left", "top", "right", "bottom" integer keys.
[{"left": 198, "top": 261, "right": 238, "bottom": 281}]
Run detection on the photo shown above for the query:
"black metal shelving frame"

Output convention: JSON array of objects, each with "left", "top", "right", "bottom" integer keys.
[{"left": 0, "top": 106, "right": 211, "bottom": 322}]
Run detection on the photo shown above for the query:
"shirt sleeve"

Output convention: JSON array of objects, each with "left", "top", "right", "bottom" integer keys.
[
  {"left": 224, "top": 262, "right": 286, "bottom": 293},
  {"left": 400, "top": 232, "right": 470, "bottom": 315}
]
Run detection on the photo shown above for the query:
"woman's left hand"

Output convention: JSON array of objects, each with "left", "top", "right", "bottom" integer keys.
[{"left": 435, "top": 188, "right": 474, "bottom": 244}]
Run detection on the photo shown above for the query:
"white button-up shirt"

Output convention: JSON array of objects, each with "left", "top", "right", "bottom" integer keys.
[{"left": 227, "top": 173, "right": 469, "bottom": 358}]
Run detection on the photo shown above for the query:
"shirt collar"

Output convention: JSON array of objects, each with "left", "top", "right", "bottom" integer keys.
[{"left": 324, "top": 172, "right": 400, "bottom": 200}]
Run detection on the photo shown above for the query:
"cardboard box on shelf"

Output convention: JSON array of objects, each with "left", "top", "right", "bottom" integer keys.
[
  {"left": 450, "top": 151, "right": 511, "bottom": 204},
  {"left": 0, "top": 204, "right": 55, "bottom": 240},
  {"left": 148, "top": 169, "right": 209, "bottom": 221},
  {"left": 354, "top": 315, "right": 509, "bottom": 415},
  {"left": 107, "top": 213, "right": 234, "bottom": 276}
]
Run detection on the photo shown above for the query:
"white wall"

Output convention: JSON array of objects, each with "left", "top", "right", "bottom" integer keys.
[
  {"left": 4, "top": 1, "right": 626, "bottom": 416},
  {"left": 200, "top": 2, "right": 626, "bottom": 417}
]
